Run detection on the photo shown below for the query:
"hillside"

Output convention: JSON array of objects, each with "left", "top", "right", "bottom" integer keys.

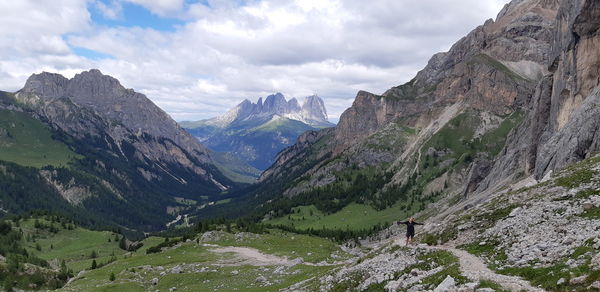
[
  {"left": 182, "top": 93, "right": 334, "bottom": 170},
  {"left": 0, "top": 71, "right": 238, "bottom": 233}
]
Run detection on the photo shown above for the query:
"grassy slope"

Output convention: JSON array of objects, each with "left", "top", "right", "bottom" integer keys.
[
  {"left": 266, "top": 202, "right": 418, "bottom": 232},
  {"left": 200, "top": 230, "right": 351, "bottom": 263},
  {"left": 61, "top": 230, "right": 347, "bottom": 292},
  {"left": 17, "top": 217, "right": 349, "bottom": 291},
  {"left": 0, "top": 109, "right": 78, "bottom": 167},
  {"left": 252, "top": 117, "right": 315, "bottom": 133},
  {"left": 20, "top": 219, "right": 127, "bottom": 273}
]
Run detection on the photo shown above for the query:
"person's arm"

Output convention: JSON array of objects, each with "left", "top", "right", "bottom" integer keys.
[
  {"left": 415, "top": 222, "right": 424, "bottom": 225},
  {"left": 397, "top": 221, "right": 408, "bottom": 225}
]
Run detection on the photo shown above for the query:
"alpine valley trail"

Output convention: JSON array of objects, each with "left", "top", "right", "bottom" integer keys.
[{"left": 392, "top": 239, "right": 545, "bottom": 292}]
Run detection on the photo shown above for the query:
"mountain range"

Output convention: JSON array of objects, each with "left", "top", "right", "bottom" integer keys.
[
  {"left": 181, "top": 93, "right": 334, "bottom": 170},
  {"left": 0, "top": 69, "right": 238, "bottom": 233}
]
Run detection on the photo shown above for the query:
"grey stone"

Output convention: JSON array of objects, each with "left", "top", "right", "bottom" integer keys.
[
  {"left": 171, "top": 266, "right": 183, "bottom": 274},
  {"left": 434, "top": 275, "right": 456, "bottom": 292},
  {"left": 570, "top": 275, "right": 587, "bottom": 285}
]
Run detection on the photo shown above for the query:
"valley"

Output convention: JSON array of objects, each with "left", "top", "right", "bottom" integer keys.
[{"left": 0, "top": 0, "right": 599, "bottom": 291}]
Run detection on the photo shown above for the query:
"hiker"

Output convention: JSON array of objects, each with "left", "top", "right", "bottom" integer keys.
[{"left": 397, "top": 217, "right": 423, "bottom": 246}]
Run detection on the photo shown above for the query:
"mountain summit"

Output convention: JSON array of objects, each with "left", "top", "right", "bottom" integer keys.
[
  {"left": 1, "top": 69, "right": 237, "bottom": 231},
  {"left": 206, "top": 93, "right": 332, "bottom": 129},
  {"left": 181, "top": 93, "right": 334, "bottom": 170}
]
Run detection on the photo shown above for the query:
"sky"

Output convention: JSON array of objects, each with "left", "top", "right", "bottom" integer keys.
[{"left": 0, "top": 0, "right": 508, "bottom": 122}]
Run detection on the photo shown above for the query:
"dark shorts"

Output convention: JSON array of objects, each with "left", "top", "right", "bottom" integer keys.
[{"left": 406, "top": 231, "right": 415, "bottom": 238}]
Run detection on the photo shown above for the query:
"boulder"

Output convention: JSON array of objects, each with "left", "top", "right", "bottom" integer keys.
[
  {"left": 570, "top": 275, "right": 587, "bottom": 285},
  {"left": 434, "top": 275, "right": 456, "bottom": 292}
]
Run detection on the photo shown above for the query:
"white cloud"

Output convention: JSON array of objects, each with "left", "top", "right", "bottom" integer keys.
[
  {"left": 0, "top": 0, "right": 91, "bottom": 89},
  {"left": 94, "top": 0, "right": 123, "bottom": 20},
  {"left": 0, "top": 0, "right": 509, "bottom": 122},
  {"left": 126, "top": 0, "right": 185, "bottom": 16}
]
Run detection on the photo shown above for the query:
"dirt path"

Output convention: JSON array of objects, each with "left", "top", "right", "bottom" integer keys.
[
  {"left": 425, "top": 244, "right": 545, "bottom": 291},
  {"left": 209, "top": 246, "right": 297, "bottom": 266},
  {"left": 208, "top": 245, "right": 347, "bottom": 267}
]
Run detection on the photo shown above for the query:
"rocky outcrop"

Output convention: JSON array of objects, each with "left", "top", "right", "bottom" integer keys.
[{"left": 482, "top": 0, "right": 600, "bottom": 190}]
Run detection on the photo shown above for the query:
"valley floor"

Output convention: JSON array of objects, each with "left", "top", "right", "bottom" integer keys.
[{"left": 7, "top": 155, "right": 600, "bottom": 292}]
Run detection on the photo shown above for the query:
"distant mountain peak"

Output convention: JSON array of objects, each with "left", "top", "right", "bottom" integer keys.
[
  {"left": 206, "top": 93, "right": 333, "bottom": 128},
  {"left": 302, "top": 94, "right": 328, "bottom": 125}
]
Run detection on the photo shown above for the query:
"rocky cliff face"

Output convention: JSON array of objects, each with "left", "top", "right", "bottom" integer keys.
[
  {"left": 19, "top": 69, "right": 212, "bottom": 163},
  {"left": 480, "top": 0, "right": 600, "bottom": 191}
]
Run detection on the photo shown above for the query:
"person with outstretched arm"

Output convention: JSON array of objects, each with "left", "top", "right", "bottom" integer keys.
[{"left": 397, "top": 217, "right": 423, "bottom": 246}]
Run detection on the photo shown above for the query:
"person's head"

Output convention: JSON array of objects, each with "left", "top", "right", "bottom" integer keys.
[{"left": 409, "top": 217, "right": 414, "bottom": 223}]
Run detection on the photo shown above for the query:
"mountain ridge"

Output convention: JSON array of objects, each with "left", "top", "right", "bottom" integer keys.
[{"left": 0, "top": 69, "right": 240, "bottom": 232}]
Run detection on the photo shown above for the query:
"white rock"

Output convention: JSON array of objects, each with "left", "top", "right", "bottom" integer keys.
[
  {"left": 557, "top": 278, "right": 566, "bottom": 285},
  {"left": 508, "top": 207, "right": 521, "bottom": 218},
  {"left": 171, "top": 266, "right": 183, "bottom": 274},
  {"left": 151, "top": 278, "right": 159, "bottom": 285},
  {"left": 434, "top": 275, "right": 455, "bottom": 292},
  {"left": 570, "top": 275, "right": 587, "bottom": 285}
]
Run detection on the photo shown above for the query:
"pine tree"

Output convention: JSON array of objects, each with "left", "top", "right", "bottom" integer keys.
[
  {"left": 91, "top": 259, "right": 97, "bottom": 270},
  {"left": 109, "top": 272, "right": 115, "bottom": 281}
]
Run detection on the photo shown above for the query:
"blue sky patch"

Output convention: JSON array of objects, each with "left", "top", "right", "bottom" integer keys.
[
  {"left": 90, "top": 1, "right": 185, "bottom": 32},
  {"left": 71, "top": 46, "right": 114, "bottom": 60}
]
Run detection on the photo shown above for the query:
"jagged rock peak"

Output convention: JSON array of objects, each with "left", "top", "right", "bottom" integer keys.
[
  {"left": 21, "top": 71, "right": 69, "bottom": 99},
  {"left": 302, "top": 94, "right": 328, "bottom": 123},
  {"left": 20, "top": 69, "right": 133, "bottom": 102},
  {"left": 17, "top": 69, "right": 212, "bottom": 163},
  {"left": 208, "top": 93, "right": 332, "bottom": 128}
]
